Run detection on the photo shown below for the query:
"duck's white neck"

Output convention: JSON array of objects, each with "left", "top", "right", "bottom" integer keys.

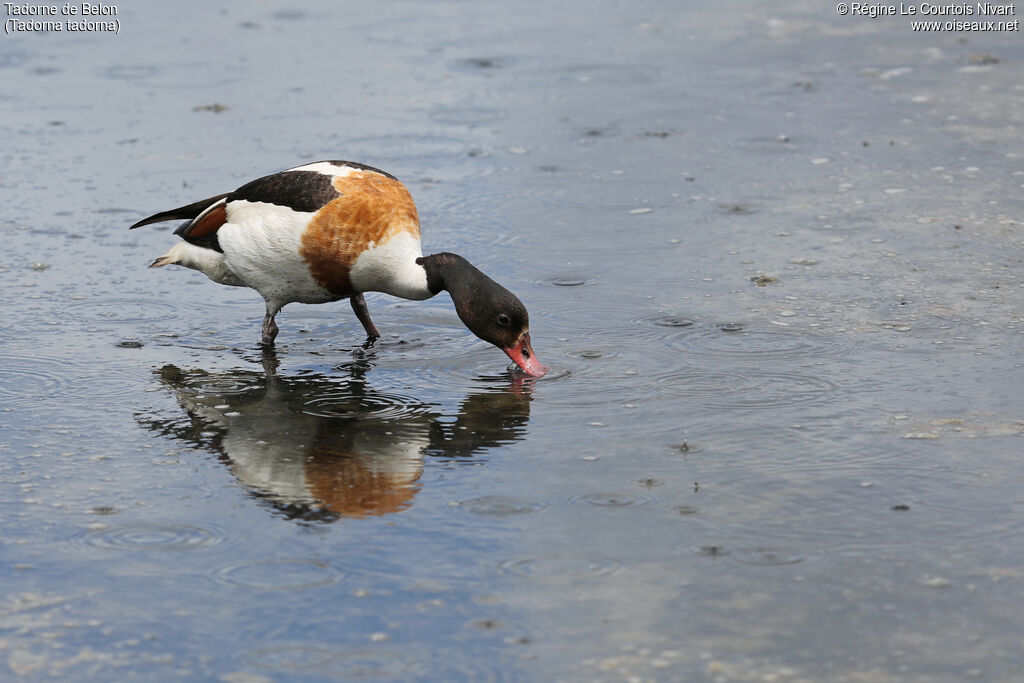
[{"left": 348, "top": 232, "right": 433, "bottom": 301}]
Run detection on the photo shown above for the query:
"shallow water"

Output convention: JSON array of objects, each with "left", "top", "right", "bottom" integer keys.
[{"left": 2, "top": 0, "right": 1023, "bottom": 680}]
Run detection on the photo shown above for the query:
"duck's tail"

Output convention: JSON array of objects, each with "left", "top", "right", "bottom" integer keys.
[{"left": 130, "top": 193, "right": 231, "bottom": 230}]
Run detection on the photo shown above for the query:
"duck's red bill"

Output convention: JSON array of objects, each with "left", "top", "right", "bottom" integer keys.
[{"left": 503, "top": 333, "right": 548, "bottom": 378}]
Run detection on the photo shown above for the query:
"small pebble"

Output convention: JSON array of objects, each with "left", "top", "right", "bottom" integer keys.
[{"left": 750, "top": 274, "right": 779, "bottom": 286}]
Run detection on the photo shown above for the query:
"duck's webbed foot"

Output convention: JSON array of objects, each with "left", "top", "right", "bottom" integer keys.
[{"left": 350, "top": 293, "right": 380, "bottom": 347}]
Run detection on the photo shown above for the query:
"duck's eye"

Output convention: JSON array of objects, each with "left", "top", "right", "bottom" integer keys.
[{"left": 497, "top": 313, "right": 511, "bottom": 326}]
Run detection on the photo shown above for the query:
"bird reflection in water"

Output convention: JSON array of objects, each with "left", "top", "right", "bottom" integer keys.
[{"left": 138, "top": 353, "right": 533, "bottom": 522}]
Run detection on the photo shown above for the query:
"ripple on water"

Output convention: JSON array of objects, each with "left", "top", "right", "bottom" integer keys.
[
  {"left": 83, "top": 522, "right": 225, "bottom": 552},
  {"left": 246, "top": 645, "right": 340, "bottom": 671},
  {"left": 213, "top": 558, "right": 343, "bottom": 590},
  {"left": 809, "top": 213, "right": 878, "bottom": 233},
  {"left": 68, "top": 297, "right": 181, "bottom": 324},
  {"left": 102, "top": 64, "right": 160, "bottom": 81},
  {"left": 733, "top": 134, "right": 818, "bottom": 154},
  {"left": 539, "top": 275, "right": 592, "bottom": 287},
  {"left": 100, "top": 63, "right": 242, "bottom": 88},
  {"left": 692, "top": 543, "right": 807, "bottom": 565},
  {"left": 374, "top": 354, "right": 548, "bottom": 397},
  {"left": 496, "top": 555, "right": 622, "bottom": 580},
  {"left": 362, "top": 322, "right": 490, "bottom": 360},
  {"left": 457, "top": 495, "right": 548, "bottom": 516},
  {"left": 668, "top": 324, "right": 841, "bottom": 360},
  {"left": 676, "top": 422, "right": 870, "bottom": 472},
  {"left": 183, "top": 373, "right": 265, "bottom": 396},
  {"left": 731, "top": 546, "right": 807, "bottom": 566},
  {"left": 0, "top": 352, "right": 152, "bottom": 406},
  {"left": 632, "top": 316, "right": 840, "bottom": 360},
  {"left": 425, "top": 188, "right": 523, "bottom": 250},
  {"left": 517, "top": 369, "right": 614, "bottom": 410},
  {"left": 693, "top": 544, "right": 731, "bottom": 558},
  {"left": 569, "top": 492, "right": 653, "bottom": 508},
  {"left": 247, "top": 645, "right": 416, "bottom": 678},
  {"left": 644, "top": 314, "right": 697, "bottom": 328},
  {"left": 429, "top": 104, "right": 507, "bottom": 127},
  {"left": 245, "top": 644, "right": 505, "bottom": 681},
  {"left": 332, "top": 310, "right": 504, "bottom": 371},
  {"left": 450, "top": 56, "right": 518, "bottom": 72},
  {"left": 624, "top": 313, "right": 702, "bottom": 348},
  {"left": 0, "top": 355, "right": 62, "bottom": 407},
  {"left": 655, "top": 369, "right": 839, "bottom": 410},
  {"left": 0, "top": 49, "right": 31, "bottom": 69},
  {"left": 302, "top": 390, "right": 437, "bottom": 421},
  {"left": 558, "top": 63, "right": 662, "bottom": 85},
  {"left": 653, "top": 369, "right": 749, "bottom": 400},
  {"left": 340, "top": 133, "right": 472, "bottom": 163}
]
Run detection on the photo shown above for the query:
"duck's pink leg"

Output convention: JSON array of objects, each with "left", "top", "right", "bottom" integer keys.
[
  {"left": 260, "top": 300, "right": 282, "bottom": 347},
  {"left": 350, "top": 293, "right": 380, "bottom": 346}
]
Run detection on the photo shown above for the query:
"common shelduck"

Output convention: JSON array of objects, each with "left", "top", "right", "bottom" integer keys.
[{"left": 130, "top": 160, "right": 548, "bottom": 377}]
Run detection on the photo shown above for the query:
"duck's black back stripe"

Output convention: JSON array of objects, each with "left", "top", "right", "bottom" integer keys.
[
  {"left": 230, "top": 171, "right": 340, "bottom": 213},
  {"left": 324, "top": 160, "right": 398, "bottom": 181}
]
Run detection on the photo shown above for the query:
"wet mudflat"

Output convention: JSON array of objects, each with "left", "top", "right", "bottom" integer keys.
[{"left": 2, "top": 0, "right": 1023, "bottom": 680}]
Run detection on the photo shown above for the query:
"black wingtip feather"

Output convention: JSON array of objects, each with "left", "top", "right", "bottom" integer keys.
[{"left": 129, "top": 192, "right": 232, "bottom": 230}]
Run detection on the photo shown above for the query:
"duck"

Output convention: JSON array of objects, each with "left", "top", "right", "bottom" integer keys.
[{"left": 130, "top": 160, "right": 548, "bottom": 377}]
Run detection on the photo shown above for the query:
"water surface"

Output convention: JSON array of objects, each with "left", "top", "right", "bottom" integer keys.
[{"left": 1, "top": 1, "right": 1023, "bottom": 680}]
